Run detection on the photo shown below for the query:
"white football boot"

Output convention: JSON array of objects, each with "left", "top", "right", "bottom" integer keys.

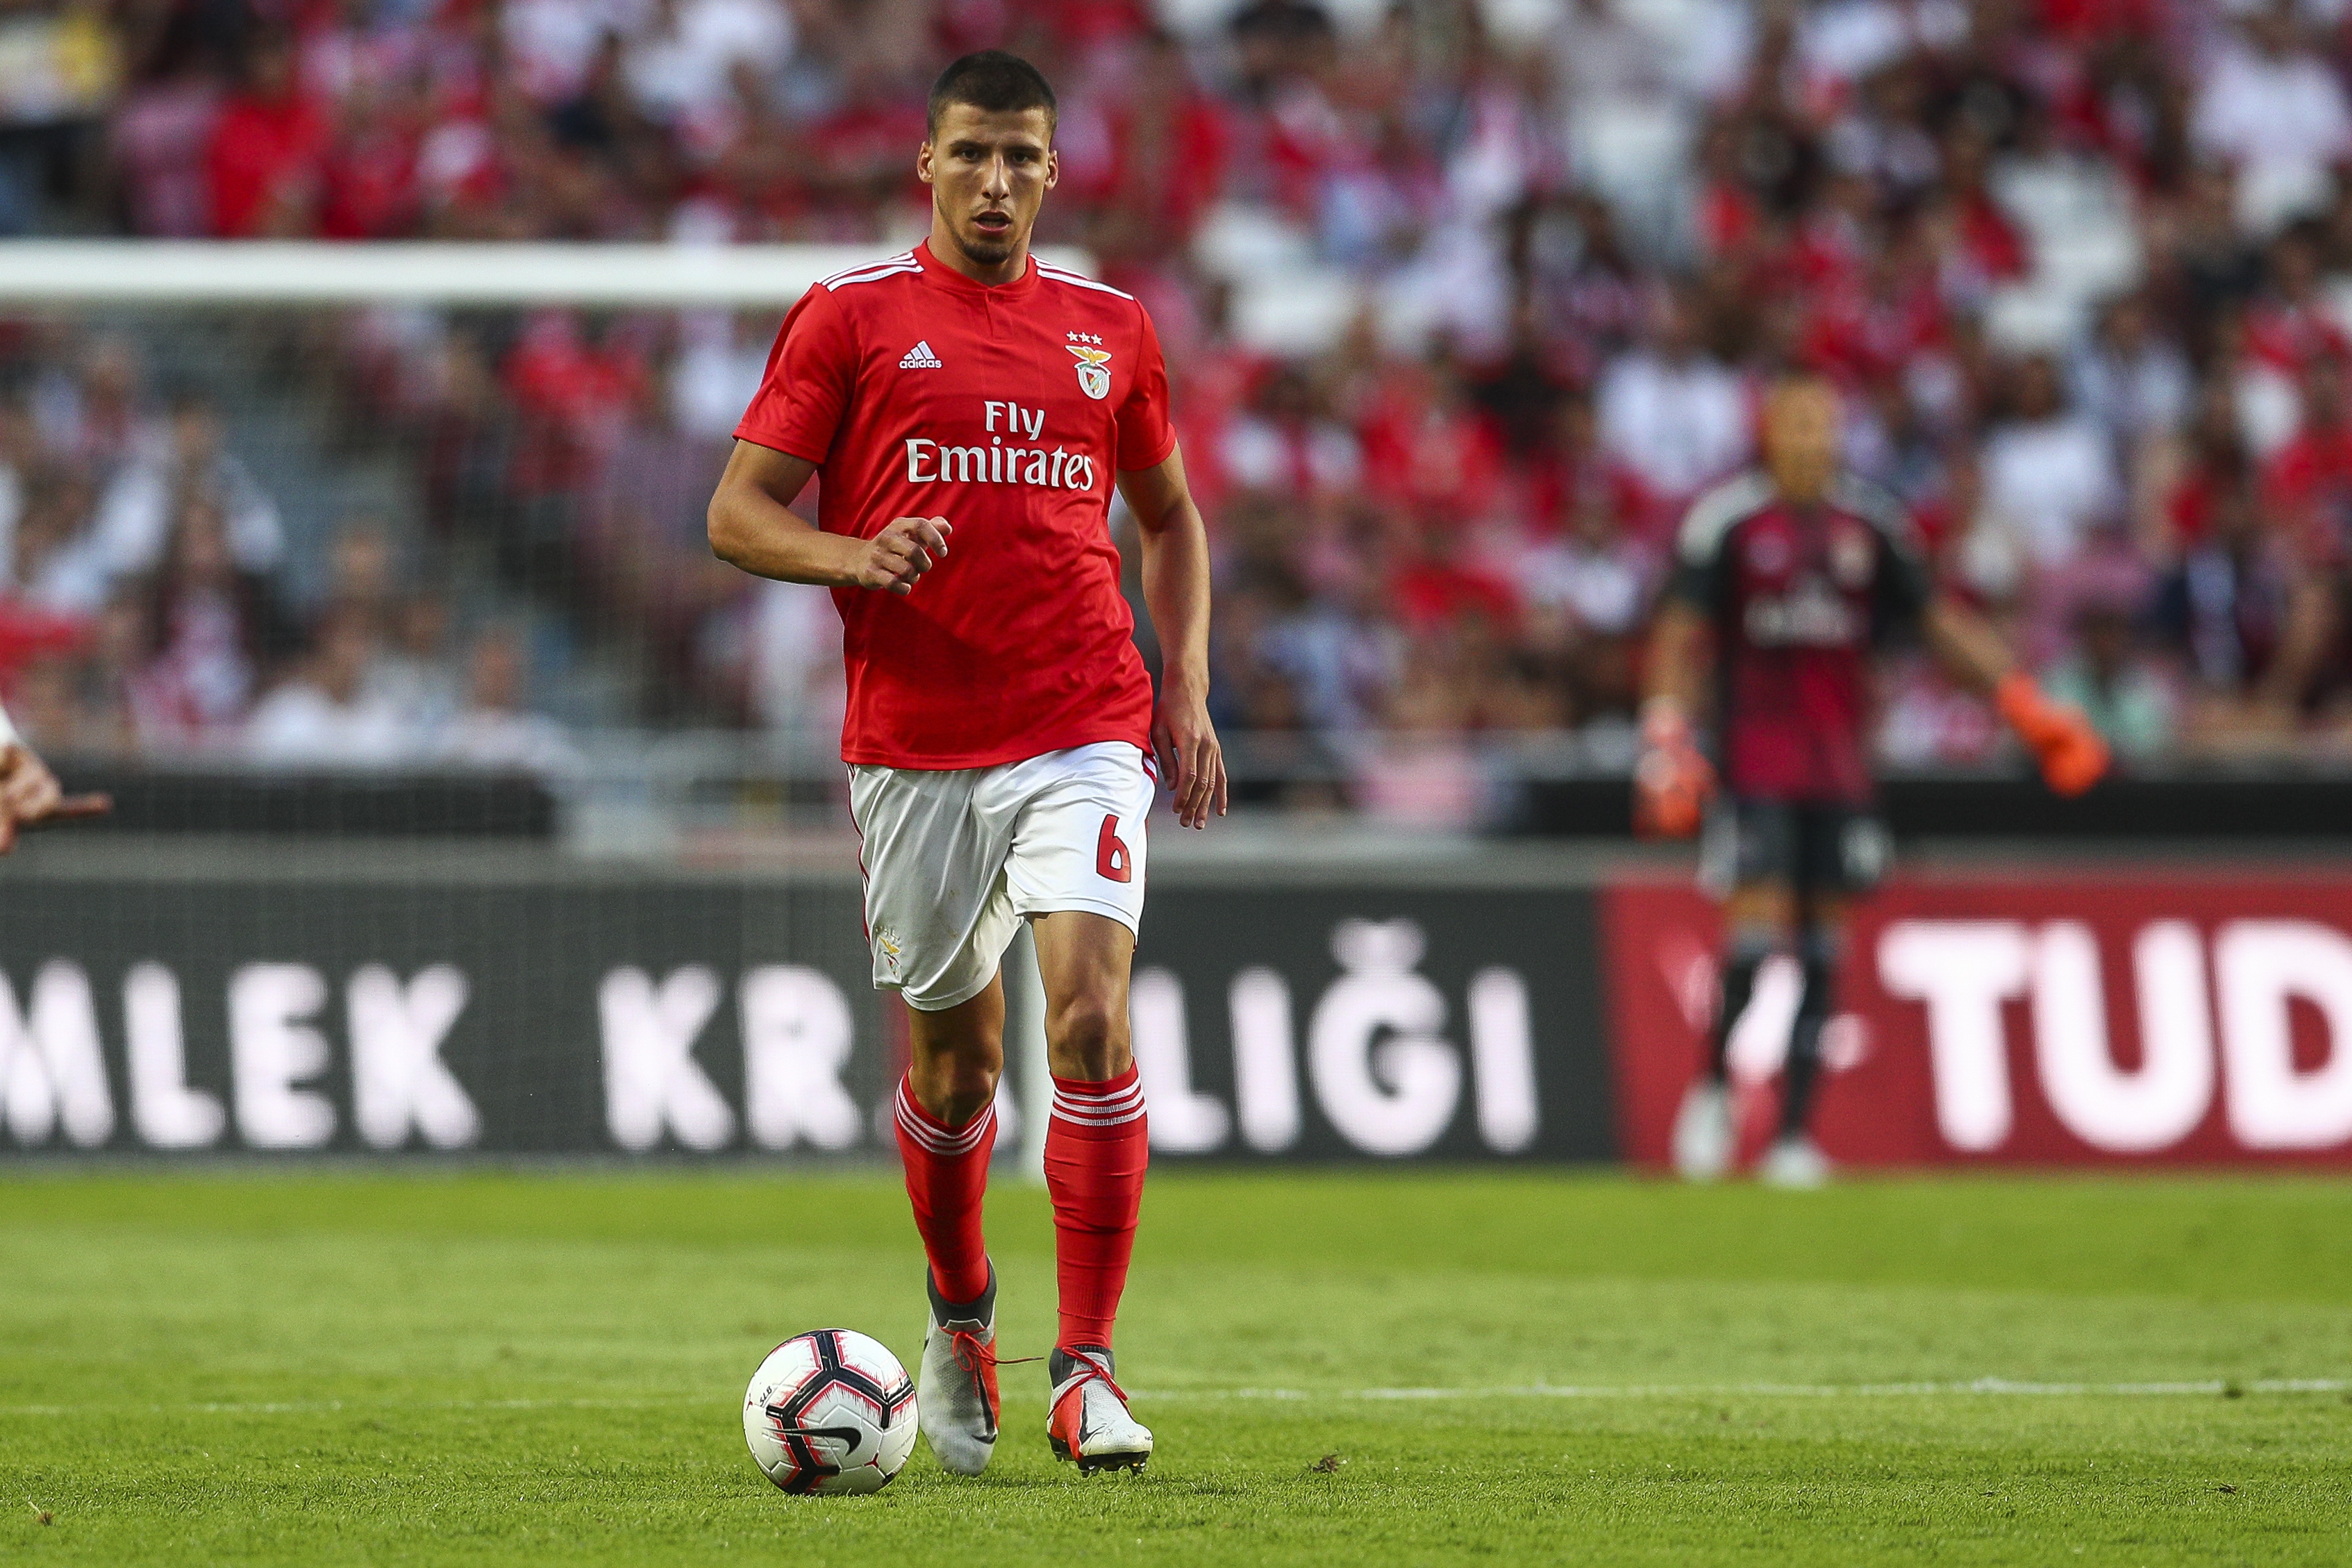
[
  {"left": 918, "top": 1265, "right": 1001, "bottom": 1476},
  {"left": 1671, "top": 1078, "right": 1735, "bottom": 1181},
  {"left": 1760, "top": 1133, "right": 1831, "bottom": 1190},
  {"left": 1047, "top": 1346, "right": 1152, "bottom": 1474}
]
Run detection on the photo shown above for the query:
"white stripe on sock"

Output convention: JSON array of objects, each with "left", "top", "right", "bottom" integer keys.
[
  {"left": 1053, "top": 1081, "right": 1144, "bottom": 1109},
  {"left": 896, "top": 1084, "right": 993, "bottom": 1154},
  {"left": 1051, "top": 1098, "right": 1145, "bottom": 1128}
]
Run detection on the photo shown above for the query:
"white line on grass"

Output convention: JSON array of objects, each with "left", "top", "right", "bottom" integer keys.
[
  {"left": 2, "top": 1395, "right": 713, "bottom": 1417},
  {"left": 1132, "top": 1378, "right": 2352, "bottom": 1402},
  {"left": 6, "top": 1379, "right": 2345, "bottom": 1419}
]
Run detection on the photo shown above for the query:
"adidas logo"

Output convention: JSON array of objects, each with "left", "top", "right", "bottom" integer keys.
[{"left": 899, "top": 340, "right": 943, "bottom": 369}]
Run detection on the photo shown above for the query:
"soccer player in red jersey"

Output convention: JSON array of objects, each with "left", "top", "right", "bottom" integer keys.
[
  {"left": 1639, "top": 376, "right": 2108, "bottom": 1186},
  {"left": 706, "top": 51, "right": 1222, "bottom": 1476}
]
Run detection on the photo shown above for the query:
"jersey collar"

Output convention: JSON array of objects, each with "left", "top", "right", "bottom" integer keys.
[{"left": 915, "top": 238, "right": 1040, "bottom": 301}]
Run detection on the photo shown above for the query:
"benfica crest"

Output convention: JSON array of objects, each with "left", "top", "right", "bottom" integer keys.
[{"left": 1067, "top": 344, "right": 1112, "bottom": 400}]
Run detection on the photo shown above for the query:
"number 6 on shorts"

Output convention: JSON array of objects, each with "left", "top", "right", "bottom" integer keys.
[{"left": 1096, "top": 815, "right": 1132, "bottom": 883}]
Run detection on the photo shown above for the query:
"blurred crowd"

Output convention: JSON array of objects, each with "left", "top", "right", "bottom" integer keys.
[
  {"left": 1, "top": 0, "right": 2351, "bottom": 803},
  {"left": 0, "top": 325, "right": 583, "bottom": 773}
]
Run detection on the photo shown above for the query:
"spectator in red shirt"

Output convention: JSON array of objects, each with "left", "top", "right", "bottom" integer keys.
[
  {"left": 1522, "top": 391, "right": 1649, "bottom": 541},
  {"left": 1800, "top": 215, "right": 1951, "bottom": 392},
  {"left": 1358, "top": 351, "right": 1508, "bottom": 529},
  {"left": 1935, "top": 126, "right": 2029, "bottom": 283},
  {"left": 208, "top": 27, "right": 329, "bottom": 237},
  {"left": 1099, "top": 31, "right": 1230, "bottom": 253},
  {"left": 319, "top": 78, "right": 424, "bottom": 240},
  {"left": 2243, "top": 222, "right": 2351, "bottom": 377},
  {"left": 1389, "top": 511, "right": 1518, "bottom": 637},
  {"left": 2260, "top": 353, "right": 2352, "bottom": 567},
  {"left": 2155, "top": 383, "right": 2254, "bottom": 558}
]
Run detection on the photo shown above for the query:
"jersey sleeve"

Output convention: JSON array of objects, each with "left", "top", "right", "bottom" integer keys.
[
  {"left": 1665, "top": 474, "right": 1760, "bottom": 618},
  {"left": 1115, "top": 302, "right": 1178, "bottom": 472},
  {"left": 1842, "top": 478, "right": 1933, "bottom": 637},
  {"left": 1874, "top": 526, "right": 1933, "bottom": 635},
  {"left": 733, "top": 285, "right": 858, "bottom": 465}
]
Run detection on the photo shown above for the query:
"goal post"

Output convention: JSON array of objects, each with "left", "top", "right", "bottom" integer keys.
[
  {"left": 0, "top": 239, "right": 1095, "bottom": 307},
  {"left": 0, "top": 237, "right": 1085, "bottom": 1169}
]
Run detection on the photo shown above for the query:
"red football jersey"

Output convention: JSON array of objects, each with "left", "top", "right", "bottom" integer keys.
[
  {"left": 734, "top": 242, "right": 1176, "bottom": 769},
  {"left": 1667, "top": 472, "right": 1932, "bottom": 805}
]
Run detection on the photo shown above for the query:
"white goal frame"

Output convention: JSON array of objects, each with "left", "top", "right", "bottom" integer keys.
[
  {"left": 0, "top": 236, "right": 1078, "bottom": 1174},
  {"left": 0, "top": 239, "right": 1094, "bottom": 307}
]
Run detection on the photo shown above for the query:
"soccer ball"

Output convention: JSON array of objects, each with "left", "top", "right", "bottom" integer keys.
[{"left": 742, "top": 1329, "right": 918, "bottom": 1495}]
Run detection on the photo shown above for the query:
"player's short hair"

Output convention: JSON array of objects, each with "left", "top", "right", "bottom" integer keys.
[{"left": 926, "top": 51, "right": 1057, "bottom": 137}]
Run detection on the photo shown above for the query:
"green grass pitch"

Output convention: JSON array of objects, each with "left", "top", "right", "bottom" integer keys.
[{"left": 3, "top": 1169, "right": 2348, "bottom": 1565}]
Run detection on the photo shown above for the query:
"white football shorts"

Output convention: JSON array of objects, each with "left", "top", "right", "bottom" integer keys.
[{"left": 847, "top": 741, "right": 1156, "bottom": 1012}]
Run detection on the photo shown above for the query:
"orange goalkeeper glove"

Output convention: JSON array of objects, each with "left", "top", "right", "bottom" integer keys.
[
  {"left": 1633, "top": 702, "right": 1715, "bottom": 839},
  {"left": 1996, "top": 672, "right": 2110, "bottom": 797}
]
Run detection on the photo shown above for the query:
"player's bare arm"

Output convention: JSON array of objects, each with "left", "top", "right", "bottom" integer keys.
[
  {"left": 1642, "top": 597, "right": 1709, "bottom": 718},
  {"left": 1634, "top": 599, "right": 1715, "bottom": 840},
  {"left": 1919, "top": 595, "right": 2015, "bottom": 691},
  {"left": 1119, "top": 447, "right": 1226, "bottom": 831},
  {"left": 708, "top": 442, "right": 951, "bottom": 596}
]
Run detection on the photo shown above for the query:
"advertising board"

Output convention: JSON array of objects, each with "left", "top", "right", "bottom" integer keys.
[
  {"left": 1604, "top": 873, "right": 2352, "bottom": 1167},
  {"left": 0, "top": 876, "right": 1614, "bottom": 1162}
]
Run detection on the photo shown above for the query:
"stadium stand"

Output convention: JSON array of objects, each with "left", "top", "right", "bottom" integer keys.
[{"left": 0, "top": 0, "right": 2349, "bottom": 833}]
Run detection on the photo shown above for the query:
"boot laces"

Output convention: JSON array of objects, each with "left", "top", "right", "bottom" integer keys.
[
  {"left": 947, "top": 1329, "right": 1038, "bottom": 1376},
  {"left": 1059, "top": 1346, "right": 1130, "bottom": 1407}
]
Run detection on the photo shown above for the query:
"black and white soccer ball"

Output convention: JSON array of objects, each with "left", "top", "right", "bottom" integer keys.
[{"left": 742, "top": 1329, "right": 918, "bottom": 1495}]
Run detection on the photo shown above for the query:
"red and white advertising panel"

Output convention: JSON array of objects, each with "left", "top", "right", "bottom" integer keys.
[{"left": 1603, "top": 871, "right": 2352, "bottom": 1168}]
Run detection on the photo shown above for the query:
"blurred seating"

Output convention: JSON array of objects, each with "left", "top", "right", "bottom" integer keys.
[{"left": 0, "top": 0, "right": 2344, "bottom": 807}]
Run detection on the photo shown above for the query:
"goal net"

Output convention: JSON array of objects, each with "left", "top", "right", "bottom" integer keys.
[{"left": 0, "top": 240, "right": 1099, "bottom": 1166}]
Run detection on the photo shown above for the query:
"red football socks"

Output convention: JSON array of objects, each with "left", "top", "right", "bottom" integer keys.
[
  {"left": 1043, "top": 1066, "right": 1149, "bottom": 1351},
  {"left": 893, "top": 1074, "right": 995, "bottom": 1305}
]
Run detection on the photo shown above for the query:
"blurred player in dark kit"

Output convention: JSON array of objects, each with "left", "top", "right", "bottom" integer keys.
[{"left": 1640, "top": 376, "right": 2108, "bottom": 1185}]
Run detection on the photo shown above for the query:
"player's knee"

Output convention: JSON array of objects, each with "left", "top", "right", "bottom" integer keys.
[
  {"left": 909, "top": 1042, "right": 1001, "bottom": 1126},
  {"left": 1722, "top": 883, "right": 1797, "bottom": 939},
  {"left": 1046, "top": 990, "right": 1128, "bottom": 1078},
  {"left": 928, "top": 1058, "right": 1001, "bottom": 1126}
]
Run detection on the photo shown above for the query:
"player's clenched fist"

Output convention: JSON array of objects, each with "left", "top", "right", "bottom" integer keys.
[{"left": 853, "top": 516, "right": 952, "bottom": 595}]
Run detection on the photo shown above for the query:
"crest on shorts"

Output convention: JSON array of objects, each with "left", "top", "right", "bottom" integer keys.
[{"left": 1067, "top": 344, "right": 1112, "bottom": 401}]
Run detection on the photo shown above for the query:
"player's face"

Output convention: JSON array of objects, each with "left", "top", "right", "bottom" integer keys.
[
  {"left": 1762, "top": 384, "right": 1840, "bottom": 504},
  {"left": 919, "top": 104, "right": 1057, "bottom": 272}
]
